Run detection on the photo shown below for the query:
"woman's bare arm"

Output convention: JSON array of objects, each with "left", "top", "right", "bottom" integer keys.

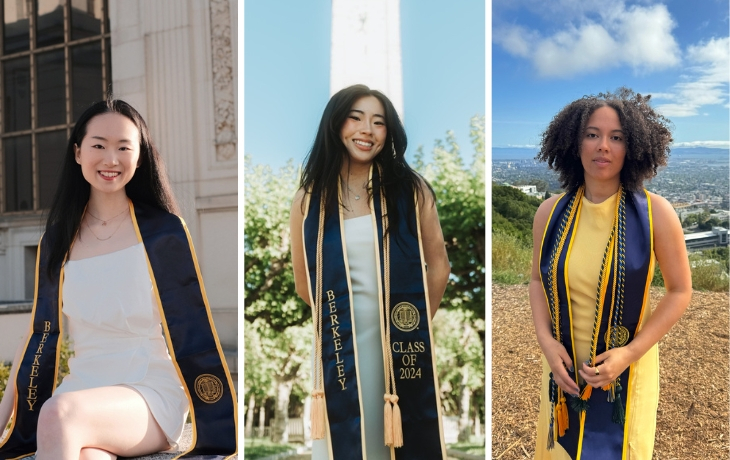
[
  {"left": 529, "top": 195, "right": 580, "bottom": 396},
  {"left": 0, "top": 331, "right": 29, "bottom": 433},
  {"left": 290, "top": 188, "right": 311, "bottom": 306}
]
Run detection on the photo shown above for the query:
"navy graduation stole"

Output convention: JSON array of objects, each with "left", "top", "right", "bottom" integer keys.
[
  {"left": 0, "top": 200, "right": 237, "bottom": 459},
  {"left": 539, "top": 186, "right": 653, "bottom": 460},
  {"left": 302, "top": 165, "right": 447, "bottom": 460}
]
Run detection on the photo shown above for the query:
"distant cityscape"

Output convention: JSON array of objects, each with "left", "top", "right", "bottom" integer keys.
[{"left": 493, "top": 147, "right": 730, "bottom": 249}]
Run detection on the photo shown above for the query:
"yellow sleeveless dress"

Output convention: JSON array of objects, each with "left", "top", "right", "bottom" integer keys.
[{"left": 535, "top": 193, "right": 660, "bottom": 460}]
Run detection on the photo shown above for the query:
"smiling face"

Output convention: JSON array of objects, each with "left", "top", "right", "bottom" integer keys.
[
  {"left": 74, "top": 112, "right": 141, "bottom": 198},
  {"left": 580, "top": 105, "right": 626, "bottom": 187},
  {"left": 340, "top": 95, "right": 387, "bottom": 166}
]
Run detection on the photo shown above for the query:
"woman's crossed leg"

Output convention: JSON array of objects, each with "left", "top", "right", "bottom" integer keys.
[{"left": 35, "top": 385, "right": 169, "bottom": 460}]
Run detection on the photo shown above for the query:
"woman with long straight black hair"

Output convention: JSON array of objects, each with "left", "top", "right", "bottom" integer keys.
[
  {"left": 290, "top": 84, "right": 451, "bottom": 460},
  {"left": 0, "top": 99, "right": 236, "bottom": 459}
]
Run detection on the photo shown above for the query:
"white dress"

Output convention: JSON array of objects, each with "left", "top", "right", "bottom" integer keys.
[
  {"left": 56, "top": 243, "right": 189, "bottom": 446},
  {"left": 312, "top": 215, "right": 391, "bottom": 459}
]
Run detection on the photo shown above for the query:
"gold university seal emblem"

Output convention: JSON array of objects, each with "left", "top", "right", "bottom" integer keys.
[
  {"left": 604, "top": 325, "right": 630, "bottom": 347},
  {"left": 391, "top": 302, "right": 419, "bottom": 332},
  {"left": 194, "top": 374, "right": 223, "bottom": 403}
]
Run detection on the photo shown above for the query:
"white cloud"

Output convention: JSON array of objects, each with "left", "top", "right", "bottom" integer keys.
[
  {"left": 672, "top": 140, "right": 730, "bottom": 148},
  {"left": 495, "top": 2, "right": 681, "bottom": 78},
  {"left": 653, "top": 37, "right": 730, "bottom": 117}
]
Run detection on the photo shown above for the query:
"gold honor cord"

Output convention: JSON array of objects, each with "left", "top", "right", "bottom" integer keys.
[
  {"left": 545, "top": 188, "right": 582, "bottom": 449},
  {"left": 380, "top": 190, "right": 403, "bottom": 449},
  {"left": 310, "top": 197, "right": 327, "bottom": 440}
]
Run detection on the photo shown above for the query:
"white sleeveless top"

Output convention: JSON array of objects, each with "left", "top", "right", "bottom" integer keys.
[
  {"left": 311, "top": 215, "right": 390, "bottom": 459},
  {"left": 57, "top": 243, "right": 189, "bottom": 445}
]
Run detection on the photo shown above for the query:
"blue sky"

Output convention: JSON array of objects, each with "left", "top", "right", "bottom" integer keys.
[
  {"left": 493, "top": 0, "right": 730, "bottom": 148},
  {"left": 244, "top": 0, "right": 486, "bottom": 170}
]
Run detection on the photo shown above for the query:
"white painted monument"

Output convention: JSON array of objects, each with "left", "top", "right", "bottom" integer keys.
[{"left": 330, "top": 0, "right": 404, "bottom": 118}]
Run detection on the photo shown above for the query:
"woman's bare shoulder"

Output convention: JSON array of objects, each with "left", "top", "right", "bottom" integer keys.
[
  {"left": 291, "top": 188, "right": 307, "bottom": 215},
  {"left": 533, "top": 193, "right": 564, "bottom": 228}
]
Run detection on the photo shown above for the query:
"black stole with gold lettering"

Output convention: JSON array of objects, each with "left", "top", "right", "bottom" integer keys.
[
  {"left": 538, "top": 187, "right": 652, "bottom": 459},
  {"left": 302, "top": 166, "right": 447, "bottom": 460},
  {"left": 0, "top": 200, "right": 237, "bottom": 459}
]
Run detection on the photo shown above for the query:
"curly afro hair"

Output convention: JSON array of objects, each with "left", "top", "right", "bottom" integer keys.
[{"left": 537, "top": 87, "right": 673, "bottom": 192}]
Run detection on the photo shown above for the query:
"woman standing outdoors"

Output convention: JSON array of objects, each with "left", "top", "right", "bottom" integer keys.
[
  {"left": 290, "top": 85, "right": 450, "bottom": 459},
  {"left": 0, "top": 99, "right": 236, "bottom": 459},
  {"left": 530, "top": 88, "right": 692, "bottom": 459}
]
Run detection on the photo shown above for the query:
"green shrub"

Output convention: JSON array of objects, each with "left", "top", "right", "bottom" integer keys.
[
  {"left": 654, "top": 251, "right": 728, "bottom": 292},
  {"left": 492, "top": 230, "right": 532, "bottom": 284},
  {"left": 690, "top": 254, "right": 729, "bottom": 292}
]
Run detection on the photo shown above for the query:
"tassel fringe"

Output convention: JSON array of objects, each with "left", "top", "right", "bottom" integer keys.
[
  {"left": 311, "top": 389, "right": 326, "bottom": 440},
  {"left": 384, "top": 394, "right": 393, "bottom": 446},
  {"left": 557, "top": 394, "right": 569, "bottom": 437},
  {"left": 547, "top": 416, "right": 555, "bottom": 450},
  {"left": 570, "top": 386, "right": 591, "bottom": 414},
  {"left": 391, "top": 395, "right": 403, "bottom": 448},
  {"left": 612, "top": 393, "right": 625, "bottom": 425}
]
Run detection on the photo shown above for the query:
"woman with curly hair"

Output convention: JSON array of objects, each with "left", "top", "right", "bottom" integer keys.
[{"left": 529, "top": 88, "right": 691, "bottom": 459}]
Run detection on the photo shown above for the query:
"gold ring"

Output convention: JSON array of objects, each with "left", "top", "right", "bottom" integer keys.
[{"left": 595, "top": 366, "right": 600, "bottom": 376}]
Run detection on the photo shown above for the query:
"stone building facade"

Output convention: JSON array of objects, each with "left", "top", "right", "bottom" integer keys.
[{"left": 0, "top": 0, "right": 238, "bottom": 387}]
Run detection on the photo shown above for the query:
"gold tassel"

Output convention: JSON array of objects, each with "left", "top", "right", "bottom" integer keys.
[
  {"left": 384, "top": 393, "right": 393, "bottom": 446},
  {"left": 580, "top": 385, "right": 593, "bottom": 401},
  {"left": 557, "top": 394, "right": 569, "bottom": 437},
  {"left": 311, "top": 389, "right": 325, "bottom": 440},
  {"left": 391, "top": 394, "right": 403, "bottom": 448}
]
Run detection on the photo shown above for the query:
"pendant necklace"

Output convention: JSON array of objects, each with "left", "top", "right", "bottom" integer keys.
[
  {"left": 346, "top": 179, "right": 367, "bottom": 201},
  {"left": 86, "top": 207, "right": 128, "bottom": 226},
  {"left": 346, "top": 184, "right": 361, "bottom": 200},
  {"left": 85, "top": 213, "right": 127, "bottom": 241}
]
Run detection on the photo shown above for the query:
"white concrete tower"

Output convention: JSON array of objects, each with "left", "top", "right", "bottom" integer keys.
[{"left": 330, "top": 0, "right": 404, "bottom": 118}]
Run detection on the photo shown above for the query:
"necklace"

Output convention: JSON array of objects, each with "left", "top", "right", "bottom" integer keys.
[
  {"left": 346, "top": 184, "right": 361, "bottom": 200},
  {"left": 85, "top": 213, "right": 127, "bottom": 241},
  {"left": 345, "top": 179, "right": 367, "bottom": 201},
  {"left": 86, "top": 207, "right": 128, "bottom": 226}
]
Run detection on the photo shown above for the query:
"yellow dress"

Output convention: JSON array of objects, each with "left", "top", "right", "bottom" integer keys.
[{"left": 535, "top": 193, "right": 659, "bottom": 460}]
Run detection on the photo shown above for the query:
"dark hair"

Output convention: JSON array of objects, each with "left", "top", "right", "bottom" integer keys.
[
  {"left": 537, "top": 87, "right": 673, "bottom": 191},
  {"left": 45, "top": 98, "right": 179, "bottom": 273},
  {"left": 300, "top": 84, "right": 431, "bottom": 234}
]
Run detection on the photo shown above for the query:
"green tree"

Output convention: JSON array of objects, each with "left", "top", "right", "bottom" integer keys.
[
  {"left": 492, "top": 184, "right": 542, "bottom": 244},
  {"left": 417, "top": 116, "right": 485, "bottom": 322},
  {"left": 433, "top": 308, "right": 484, "bottom": 440},
  {"left": 244, "top": 158, "right": 307, "bottom": 331}
]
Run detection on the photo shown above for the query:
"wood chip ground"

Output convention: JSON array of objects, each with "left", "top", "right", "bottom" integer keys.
[{"left": 492, "top": 285, "right": 729, "bottom": 459}]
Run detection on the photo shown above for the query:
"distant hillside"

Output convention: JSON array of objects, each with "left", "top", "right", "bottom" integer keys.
[
  {"left": 493, "top": 146, "right": 729, "bottom": 162},
  {"left": 492, "top": 184, "right": 543, "bottom": 243}
]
